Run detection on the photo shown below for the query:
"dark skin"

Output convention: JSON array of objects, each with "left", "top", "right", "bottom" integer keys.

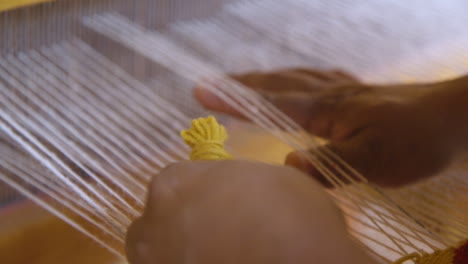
[
  {"left": 126, "top": 161, "right": 378, "bottom": 264},
  {"left": 126, "top": 69, "right": 468, "bottom": 264},
  {"left": 195, "top": 69, "right": 468, "bottom": 187}
]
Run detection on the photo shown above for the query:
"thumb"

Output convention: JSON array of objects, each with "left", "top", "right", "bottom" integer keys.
[
  {"left": 285, "top": 134, "right": 375, "bottom": 188},
  {"left": 126, "top": 218, "right": 151, "bottom": 264}
]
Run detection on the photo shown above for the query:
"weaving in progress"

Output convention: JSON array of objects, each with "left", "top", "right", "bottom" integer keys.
[{"left": 1, "top": 0, "right": 468, "bottom": 263}]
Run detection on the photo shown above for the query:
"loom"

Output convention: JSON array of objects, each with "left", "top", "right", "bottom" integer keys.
[{"left": 1, "top": 0, "right": 468, "bottom": 263}]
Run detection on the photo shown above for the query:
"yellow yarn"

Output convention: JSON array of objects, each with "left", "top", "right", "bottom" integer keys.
[
  {"left": 0, "top": 0, "right": 54, "bottom": 12},
  {"left": 180, "top": 116, "right": 232, "bottom": 160},
  {"left": 393, "top": 248, "right": 455, "bottom": 264}
]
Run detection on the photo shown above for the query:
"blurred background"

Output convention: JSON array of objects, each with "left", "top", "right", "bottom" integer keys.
[{"left": 1, "top": 0, "right": 468, "bottom": 263}]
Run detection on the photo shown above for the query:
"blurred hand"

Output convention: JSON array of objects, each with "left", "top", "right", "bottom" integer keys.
[
  {"left": 195, "top": 69, "right": 456, "bottom": 187},
  {"left": 126, "top": 161, "right": 376, "bottom": 264}
]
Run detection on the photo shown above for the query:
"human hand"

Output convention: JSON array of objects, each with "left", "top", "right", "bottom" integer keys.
[
  {"left": 195, "top": 69, "right": 456, "bottom": 187},
  {"left": 125, "top": 161, "right": 376, "bottom": 264}
]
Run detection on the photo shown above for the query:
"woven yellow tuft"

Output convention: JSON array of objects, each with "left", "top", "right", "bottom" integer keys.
[{"left": 180, "top": 116, "right": 232, "bottom": 161}]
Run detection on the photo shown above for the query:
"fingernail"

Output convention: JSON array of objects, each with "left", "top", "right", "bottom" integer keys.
[
  {"left": 285, "top": 152, "right": 335, "bottom": 188},
  {"left": 194, "top": 87, "right": 223, "bottom": 109},
  {"left": 285, "top": 152, "right": 313, "bottom": 173}
]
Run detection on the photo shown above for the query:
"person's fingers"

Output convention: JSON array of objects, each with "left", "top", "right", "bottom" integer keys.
[
  {"left": 303, "top": 84, "right": 378, "bottom": 139},
  {"left": 285, "top": 150, "right": 345, "bottom": 189},
  {"left": 194, "top": 86, "right": 246, "bottom": 119},
  {"left": 285, "top": 132, "right": 377, "bottom": 188},
  {"left": 195, "top": 82, "right": 370, "bottom": 137},
  {"left": 230, "top": 70, "right": 328, "bottom": 93},
  {"left": 195, "top": 85, "right": 333, "bottom": 128},
  {"left": 288, "top": 68, "right": 358, "bottom": 82},
  {"left": 194, "top": 69, "right": 336, "bottom": 115},
  {"left": 316, "top": 98, "right": 376, "bottom": 141},
  {"left": 195, "top": 70, "right": 369, "bottom": 139},
  {"left": 288, "top": 68, "right": 337, "bottom": 81},
  {"left": 261, "top": 91, "right": 330, "bottom": 128},
  {"left": 194, "top": 84, "right": 323, "bottom": 125},
  {"left": 329, "top": 70, "right": 358, "bottom": 81}
]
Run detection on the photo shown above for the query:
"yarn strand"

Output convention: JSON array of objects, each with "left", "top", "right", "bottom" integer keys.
[
  {"left": 180, "top": 116, "right": 232, "bottom": 160},
  {"left": 392, "top": 240, "right": 467, "bottom": 264}
]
